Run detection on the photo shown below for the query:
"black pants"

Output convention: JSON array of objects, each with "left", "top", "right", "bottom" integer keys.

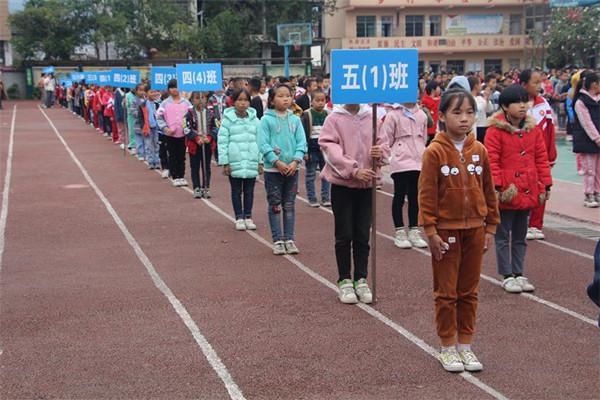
[
  {"left": 331, "top": 184, "right": 372, "bottom": 282},
  {"left": 158, "top": 133, "right": 169, "bottom": 170},
  {"left": 103, "top": 114, "right": 112, "bottom": 134},
  {"left": 229, "top": 177, "right": 256, "bottom": 219},
  {"left": 391, "top": 171, "right": 420, "bottom": 229},
  {"left": 165, "top": 136, "right": 186, "bottom": 179},
  {"left": 190, "top": 144, "right": 212, "bottom": 189},
  {"left": 476, "top": 126, "right": 488, "bottom": 143}
]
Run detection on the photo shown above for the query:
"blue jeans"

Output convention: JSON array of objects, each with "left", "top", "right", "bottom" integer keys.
[
  {"left": 305, "top": 148, "right": 330, "bottom": 203},
  {"left": 143, "top": 127, "right": 160, "bottom": 167},
  {"left": 230, "top": 177, "right": 256, "bottom": 220},
  {"left": 264, "top": 171, "right": 298, "bottom": 242},
  {"left": 135, "top": 132, "right": 145, "bottom": 159}
]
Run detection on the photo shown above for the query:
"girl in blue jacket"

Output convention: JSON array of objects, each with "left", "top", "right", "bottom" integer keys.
[
  {"left": 218, "top": 88, "right": 262, "bottom": 231},
  {"left": 259, "top": 84, "right": 307, "bottom": 255}
]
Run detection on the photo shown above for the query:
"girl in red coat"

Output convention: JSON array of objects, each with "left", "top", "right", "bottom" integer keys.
[
  {"left": 421, "top": 81, "right": 442, "bottom": 145},
  {"left": 485, "top": 85, "right": 552, "bottom": 294}
]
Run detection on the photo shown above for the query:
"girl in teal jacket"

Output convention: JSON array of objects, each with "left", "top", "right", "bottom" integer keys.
[{"left": 218, "top": 88, "right": 263, "bottom": 231}]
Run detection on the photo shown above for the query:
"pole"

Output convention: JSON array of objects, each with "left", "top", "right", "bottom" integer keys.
[
  {"left": 371, "top": 103, "right": 378, "bottom": 303},
  {"left": 284, "top": 45, "right": 290, "bottom": 77}
]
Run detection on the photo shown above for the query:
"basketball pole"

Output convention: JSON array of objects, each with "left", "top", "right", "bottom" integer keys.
[
  {"left": 284, "top": 45, "right": 290, "bottom": 77},
  {"left": 371, "top": 103, "right": 378, "bottom": 304}
]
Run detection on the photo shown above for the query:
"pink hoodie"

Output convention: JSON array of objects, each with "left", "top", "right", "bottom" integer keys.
[
  {"left": 381, "top": 104, "right": 428, "bottom": 174},
  {"left": 319, "top": 105, "right": 390, "bottom": 189}
]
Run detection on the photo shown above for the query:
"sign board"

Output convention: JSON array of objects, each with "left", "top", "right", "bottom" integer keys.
[
  {"left": 175, "top": 63, "right": 222, "bottom": 92},
  {"left": 70, "top": 72, "right": 85, "bottom": 82},
  {"left": 98, "top": 71, "right": 112, "bottom": 86},
  {"left": 549, "top": 0, "right": 600, "bottom": 6},
  {"left": 85, "top": 71, "right": 99, "bottom": 84},
  {"left": 150, "top": 67, "right": 177, "bottom": 90},
  {"left": 330, "top": 49, "right": 418, "bottom": 104},
  {"left": 111, "top": 69, "right": 140, "bottom": 89}
]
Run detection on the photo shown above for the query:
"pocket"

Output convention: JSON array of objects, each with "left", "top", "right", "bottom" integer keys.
[{"left": 438, "top": 188, "right": 464, "bottom": 220}]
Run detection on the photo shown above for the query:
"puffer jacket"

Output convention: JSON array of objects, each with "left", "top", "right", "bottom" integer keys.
[
  {"left": 259, "top": 109, "right": 306, "bottom": 171},
  {"left": 218, "top": 107, "right": 262, "bottom": 179},
  {"left": 381, "top": 104, "right": 428, "bottom": 173},
  {"left": 484, "top": 112, "right": 552, "bottom": 210}
]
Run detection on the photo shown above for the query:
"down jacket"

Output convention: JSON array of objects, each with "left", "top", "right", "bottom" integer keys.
[
  {"left": 217, "top": 107, "right": 262, "bottom": 179},
  {"left": 381, "top": 104, "right": 428, "bottom": 173},
  {"left": 484, "top": 112, "right": 552, "bottom": 210}
]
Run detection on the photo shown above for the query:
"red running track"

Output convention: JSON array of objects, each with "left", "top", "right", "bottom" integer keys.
[{"left": 0, "top": 102, "right": 598, "bottom": 399}]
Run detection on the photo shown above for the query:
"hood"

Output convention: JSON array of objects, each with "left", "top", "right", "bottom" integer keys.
[
  {"left": 448, "top": 76, "right": 470, "bottom": 92},
  {"left": 431, "top": 130, "right": 476, "bottom": 151},
  {"left": 332, "top": 104, "right": 372, "bottom": 118},
  {"left": 223, "top": 106, "right": 257, "bottom": 122},
  {"left": 487, "top": 111, "right": 536, "bottom": 134}
]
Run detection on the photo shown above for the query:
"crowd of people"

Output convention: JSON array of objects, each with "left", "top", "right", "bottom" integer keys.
[{"left": 41, "top": 66, "right": 599, "bottom": 374}]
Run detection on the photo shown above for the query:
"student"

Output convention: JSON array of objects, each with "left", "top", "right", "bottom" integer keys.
[
  {"left": 259, "top": 83, "right": 307, "bottom": 255},
  {"left": 209, "top": 87, "right": 229, "bottom": 163},
  {"left": 156, "top": 79, "right": 192, "bottom": 187},
  {"left": 470, "top": 76, "right": 494, "bottom": 143},
  {"left": 185, "top": 91, "right": 215, "bottom": 198},
  {"left": 421, "top": 81, "right": 442, "bottom": 145},
  {"left": 381, "top": 102, "right": 428, "bottom": 249},
  {"left": 248, "top": 77, "right": 264, "bottom": 119},
  {"left": 218, "top": 88, "right": 262, "bottom": 230},
  {"left": 125, "top": 87, "right": 137, "bottom": 154},
  {"left": 319, "top": 103, "right": 390, "bottom": 305},
  {"left": 133, "top": 86, "right": 161, "bottom": 169},
  {"left": 114, "top": 87, "right": 125, "bottom": 146},
  {"left": 418, "top": 88, "right": 500, "bottom": 372},
  {"left": 101, "top": 86, "right": 114, "bottom": 140},
  {"left": 296, "top": 78, "right": 318, "bottom": 111},
  {"left": 300, "top": 90, "right": 331, "bottom": 207},
  {"left": 485, "top": 84, "right": 552, "bottom": 294},
  {"left": 571, "top": 71, "right": 600, "bottom": 207}
]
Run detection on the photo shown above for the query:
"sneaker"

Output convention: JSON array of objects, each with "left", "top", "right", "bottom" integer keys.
[
  {"left": 161, "top": 169, "right": 170, "bottom": 179},
  {"left": 439, "top": 348, "right": 465, "bottom": 373},
  {"left": 128, "top": 148, "right": 136, "bottom": 155},
  {"left": 565, "top": 135, "right": 573, "bottom": 142},
  {"left": 178, "top": 178, "right": 188, "bottom": 187},
  {"left": 204, "top": 189, "right": 211, "bottom": 199},
  {"left": 408, "top": 228, "right": 428, "bottom": 248},
  {"left": 284, "top": 240, "right": 299, "bottom": 254},
  {"left": 502, "top": 277, "right": 523, "bottom": 293},
  {"left": 584, "top": 194, "right": 599, "bottom": 208},
  {"left": 526, "top": 228, "right": 536, "bottom": 240},
  {"left": 119, "top": 143, "right": 125, "bottom": 150},
  {"left": 354, "top": 278, "right": 373, "bottom": 304},
  {"left": 244, "top": 219, "right": 257, "bottom": 230},
  {"left": 193, "top": 188, "right": 202, "bottom": 199},
  {"left": 338, "top": 279, "right": 358, "bottom": 304},
  {"left": 515, "top": 276, "right": 535, "bottom": 292},
  {"left": 321, "top": 200, "right": 332, "bottom": 207},
  {"left": 273, "top": 241, "right": 286, "bottom": 255},
  {"left": 172, "top": 178, "right": 180, "bottom": 187},
  {"left": 595, "top": 193, "right": 600, "bottom": 204},
  {"left": 235, "top": 219, "right": 246, "bottom": 231},
  {"left": 394, "top": 229, "right": 412, "bottom": 249},
  {"left": 137, "top": 156, "right": 145, "bottom": 162},
  {"left": 532, "top": 227, "right": 545, "bottom": 240},
  {"left": 308, "top": 199, "right": 320, "bottom": 208},
  {"left": 458, "top": 349, "right": 483, "bottom": 372}
]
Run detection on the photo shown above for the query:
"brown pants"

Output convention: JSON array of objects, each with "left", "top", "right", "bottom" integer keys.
[{"left": 432, "top": 227, "right": 485, "bottom": 346}]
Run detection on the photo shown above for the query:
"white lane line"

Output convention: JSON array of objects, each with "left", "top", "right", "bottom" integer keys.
[
  {"left": 39, "top": 107, "right": 246, "bottom": 400},
  {"left": 175, "top": 183, "right": 509, "bottom": 400},
  {"left": 0, "top": 105, "right": 17, "bottom": 273},
  {"left": 535, "top": 240, "right": 594, "bottom": 261}
]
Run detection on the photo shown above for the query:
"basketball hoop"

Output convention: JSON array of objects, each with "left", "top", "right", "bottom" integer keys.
[{"left": 293, "top": 44, "right": 301, "bottom": 52}]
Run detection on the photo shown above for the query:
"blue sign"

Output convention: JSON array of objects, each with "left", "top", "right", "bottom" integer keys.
[
  {"left": 85, "top": 71, "right": 99, "bottom": 84},
  {"left": 43, "top": 66, "right": 55, "bottom": 74},
  {"left": 330, "top": 49, "right": 418, "bottom": 104},
  {"left": 62, "top": 80, "right": 73, "bottom": 87},
  {"left": 150, "top": 67, "right": 177, "bottom": 90},
  {"left": 97, "top": 71, "right": 112, "bottom": 86},
  {"left": 550, "top": 0, "right": 599, "bottom": 6},
  {"left": 176, "top": 63, "right": 222, "bottom": 92},
  {"left": 70, "top": 72, "right": 85, "bottom": 82},
  {"left": 111, "top": 69, "right": 141, "bottom": 89}
]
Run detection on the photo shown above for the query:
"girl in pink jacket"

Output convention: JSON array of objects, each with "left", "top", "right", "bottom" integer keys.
[
  {"left": 319, "top": 104, "right": 390, "bottom": 305},
  {"left": 381, "top": 103, "right": 429, "bottom": 249}
]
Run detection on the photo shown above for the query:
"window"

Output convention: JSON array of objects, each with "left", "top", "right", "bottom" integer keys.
[
  {"left": 509, "top": 59, "right": 521, "bottom": 70},
  {"left": 429, "top": 61, "right": 441, "bottom": 74},
  {"left": 381, "top": 16, "right": 393, "bottom": 37},
  {"left": 418, "top": 61, "right": 424, "bottom": 75},
  {"left": 405, "top": 15, "right": 424, "bottom": 37},
  {"left": 509, "top": 14, "right": 522, "bottom": 35},
  {"left": 429, "top": 15, "right": 442, "bottom": 37},
  {"left": 525, "top": 5, "right": 549, "bottom": 34},
  {"left": 446, "top": 60, "right": 465, "bottom": 75},
  {"left": 357, "top": 15, "right": 376, "bottom": 37},
  {"left": 484, "top": 59, "right": 503, "bottom": 74}
]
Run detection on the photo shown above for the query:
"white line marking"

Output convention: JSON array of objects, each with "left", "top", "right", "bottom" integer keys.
[
  {"left": 535, "top": 240, "right": 594, "bottom": 261},
  {"left": 39, "top": 107, "right": 245, "bottom": 400},
  {"left": 0, "top": 105, "right": 17, "bottom": 272},
  {"left": 553, "top": 178, "right": 582, "bottom": 186}
]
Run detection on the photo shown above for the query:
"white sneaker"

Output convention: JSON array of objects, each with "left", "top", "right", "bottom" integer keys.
[
  {"left": 244, "top": 219, "right": 257, "bottom": 230},
  {"left": 515, "top": 276, "right": 535, "bottom": 292},
  {"left": 526, "top": 228, "right": 536, "bottom": 240},
  {"left": 308, "top": 200, "right": 320, "bottom": 208},
  {"left": 178, "top": 178, "right": 188, "bottom": 187},
  {"left": 161, "top": 169, "right": 170, "bottom": 179},
  {"left": 273, "top": 241, "right": 286, "bottom": 255},
  {"left": 439, "top": 348, "right": 465, "bottom": 372},
  {"left": 137, "top": 156, "right": 145, "bottom": 161},
  {"left": 338, "top": 279, "right": 358, "bottom": 304},
  {"left": 284, "top": 240, "right": 299, "bottom": 254},
  {"left": 394, "top": 229, "right": 412, "bottom": 249},
  {"left": 235, "top": 219, "right": 246, "bottom": 231},
  {"left": 502, "top": 277, "right": 523, "bottom": 293},
  {"left": 408, "top": 228, "right": 428, "bottom": 248},
  {"left": 584, "top": 194, "right": 599, "bottom": 208},
  {"left": 354, "top": 278, "right": 373, "bottom": 304},
  {"left": 119, "top": 143, "right": 125, "bottom": 150},
  {"left": 532, "top": 227, "right": 545, "bottom": 240},
  {"left": 171, "top": 178, "right": 180, "bottom": 187},
  {"left": 458, "top": 349, "right": 483, "bottom": 372},
  {"left": 321, "top": 200, "right": 332, "bottom": 207}
]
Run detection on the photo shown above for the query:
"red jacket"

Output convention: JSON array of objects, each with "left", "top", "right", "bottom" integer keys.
[
  {"left": 484, "top": 112, "right": 552, "bottom": 211},
  {"left": 528, "top": 95, "right": 557, "bottom": 166},
  {"left": 421, "top": 94, "right": 440, "bottom": 136}
]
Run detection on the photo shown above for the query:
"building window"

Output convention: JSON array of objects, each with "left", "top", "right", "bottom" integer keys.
[
  {"left": 429, "top": 15, "right": 442, "bottom": 37},
  {"left": 525, "top": 5, "right": 549, "bottom": 34},
  {"left": 446, "top": 60, "right": 465, "bottom": 75},
  {"left": 509, "top": 59, "right": 521, "bottom": 70},
  {"left": 484, "top": 59, "right": 503, "bottom": 74},
  {"left": 418, "top": 61, "right": 424, "bottom": 75},
  {"left": 357, "top": 16, "right": 376, "bottom": 37},
  {"left": 405, "top": 15, "right": 424, "bottom": 37},
  {"left": 509, "top": 14, "right": 522, "bottom": 35},
  {"left": 381, "top": 16, "right": 393, "bottom": 37}
]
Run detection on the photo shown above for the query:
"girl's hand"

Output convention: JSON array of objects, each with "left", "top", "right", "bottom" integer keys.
[
  {"left": 370, "top": 145, "right": 383, "bottom": 160},
  {"left": 223, "top": 165, "right": 231, "bottom": 176},
  {"left": 286, "top": 161, "right": 298, "bottom": 176},
  {"left": 355, "top": 168, "right": 376, "bottom": 183},
  {"left": 258, "top": 165, "right": 264, "bottom": 175},
  {"left": 483, "top": 233, "right": 494, "bottom": 253},
  {"left": 164, "top": 127, "right": 174, "bottom": 136},
  {"left": 428, "top": 234, "right": 449, "bottom": 261},
  {"left": 275, "top": 160, "right": 288, "bottom": 175}
]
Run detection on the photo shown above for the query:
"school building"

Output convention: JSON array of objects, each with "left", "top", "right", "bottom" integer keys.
[
  {"left": 0, "top": 0, "right": 10, "bottom": 66},
  {"left": 323, "top": 0, "right": 551, "bottom": 74}
]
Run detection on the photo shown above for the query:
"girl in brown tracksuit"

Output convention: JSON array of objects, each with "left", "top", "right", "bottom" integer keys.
[{"left": 418, "top": 88, "right": 500, "bottom": 373}]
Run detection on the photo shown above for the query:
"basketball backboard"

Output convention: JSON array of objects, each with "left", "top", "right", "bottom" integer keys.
[{"left": 277, "top": 23, "right": 313, "bottom": 46}]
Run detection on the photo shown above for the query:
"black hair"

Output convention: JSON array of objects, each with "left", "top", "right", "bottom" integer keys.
[
  {"left": 498, "top": 84, "right": 528, "bottom": 108},
  {"left": 267, "top": 83, "right": 293, "bottom": 109},
  {"left": 278, "top": 77, "right": 290, "bottom": 84},
  {"left": 467, "top": 76, "right": 480, "bottom": 92},
  {"left": 304, "top": 78, "right": 317, "bottom": 89},
  {"left": 519, "top": 69, "right": 536, "bottom": 85},
  {"left": 573, "top": 70, "right": 599, "bottom": 106},
  {"left": 190, "top": 91, "right": 208, "bottom": 101},
  {"left": 231, "top": 88, "right": 251, "bottom": 102},
  {"left": 249, "top": 77, "right": 261, "bottom": 91},
  {"left": 167, "top": 78, "right": 177, "bottom": 90},
  {"left": 311, "top": 89, "right": 326, "bottom": 100},
  {"left": 135, "top": 82, "right": 146, "bottom": 92},
  {"left": 484, "top": 72, "right": 497, "bottom": 84},
  {"left": 439, "top": 88, "right": 476, "bottom": 114},
  {"left": 425, "top": 80, "right": 440, "bottom": 95}
]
